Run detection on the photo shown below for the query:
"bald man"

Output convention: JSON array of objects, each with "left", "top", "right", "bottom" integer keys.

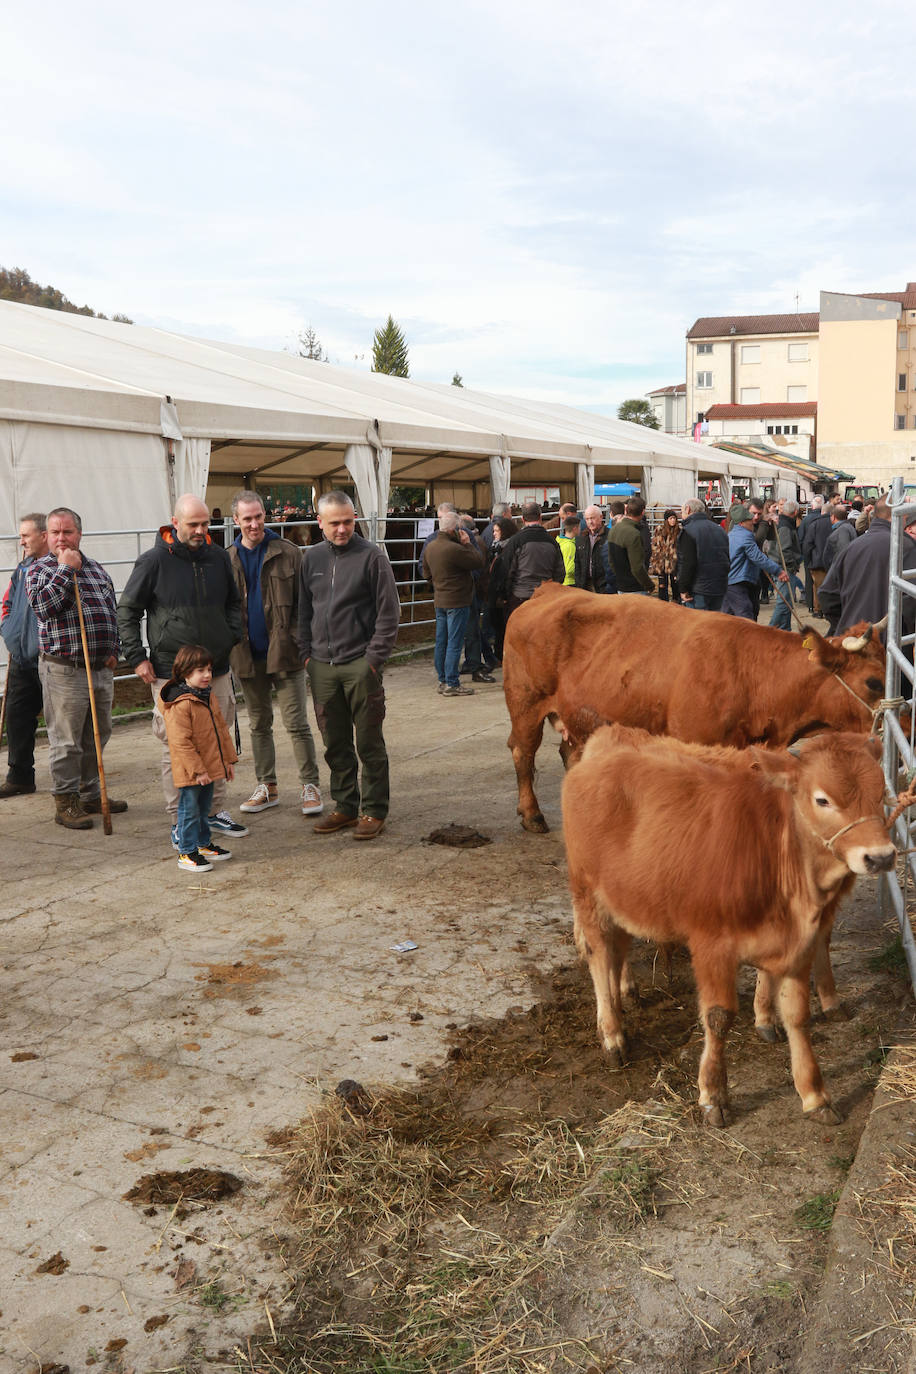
[{"left": 118, "top": 494, "right": 245, "bottom": 844}]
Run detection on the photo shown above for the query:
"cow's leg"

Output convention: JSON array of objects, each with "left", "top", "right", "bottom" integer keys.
[
  {"left": 811, "top": 905, "right": 851, "bottom": 1022},
  {"left": 508, "top": 716, "right": 549, "bottom": 833},
  {"left": 753, "top": 969, "right": 786, "bottom": 1043},
  {"left": 694, "top": 957, "right": 738, "bottom": 1128},
  {"left": 778, "top": 972, "right": 842, "bottom": 1123},
  {"left": 573, "top": 891, "right": 630, "bottom": 1065}
]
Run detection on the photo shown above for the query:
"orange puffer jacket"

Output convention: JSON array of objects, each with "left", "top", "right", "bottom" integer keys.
[{"left": 158, "top": 682, "right": 238, "bottom": 787}]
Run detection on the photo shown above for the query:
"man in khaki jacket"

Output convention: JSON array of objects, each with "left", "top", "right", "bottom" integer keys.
[{"left": 228, "top": 490, "right": 323, "bottom": 816}]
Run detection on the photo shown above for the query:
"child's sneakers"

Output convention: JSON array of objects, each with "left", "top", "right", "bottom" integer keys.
[
  {"left": 178, "top": 851, "right": 213, "bottom": 873},
  {"left": 198, "top": 843, "right": 232, "bottom": 862}
]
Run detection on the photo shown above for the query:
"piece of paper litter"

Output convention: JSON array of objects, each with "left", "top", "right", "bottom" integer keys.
[{"left": 390, "top": 940, "right": 418, "bottom": 953}]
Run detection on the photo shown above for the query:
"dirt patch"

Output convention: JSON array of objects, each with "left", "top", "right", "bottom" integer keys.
[
  {"left": 240, "top": 897, "right": 912, "bottom": 1373},
  {"left": 193, "top": 960, "right": 277, "bottom": 999},
  {"left": 10, "top": 1051, "right": 39, "bottom": 1062},
  {"left": 34, "top": 1252, "right": 69, "bottom": 1276},
  {"left": 123, "top": 1168, "right": 244, "bottom": 1206},
  {"left": 424, "top": 823, "right": 492, "bottom": 848}
]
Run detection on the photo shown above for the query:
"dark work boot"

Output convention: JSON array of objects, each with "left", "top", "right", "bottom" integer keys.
[
  {"left": 0, "top": 777, "right": 36, "bottom": 798},
  {"left": 54, "top": 793, "right": 94, "bottom": 830},
  {"left": 82, "top": 796, "right": 129, "bottom": 814}
]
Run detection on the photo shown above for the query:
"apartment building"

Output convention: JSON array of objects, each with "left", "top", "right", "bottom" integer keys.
[
  {"left": 645, "top": 383, "right": 687, "bottom": 435},
  {"left": 685, "top": 313, "right": 819, "bottom": 434},
  {"left": 703, "top": 401, "right": 816, "bottom": 463},
  {"left": 818, "top": 285, "right": 916, "bottom": 488}
]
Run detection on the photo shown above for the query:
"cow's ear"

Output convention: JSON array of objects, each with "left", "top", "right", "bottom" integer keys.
[
  {"left": 803, "top": 628, "right": 846, "bottom": 672},
  {"left": 750, "top": 747, "right": 799, "bottom": 789}
]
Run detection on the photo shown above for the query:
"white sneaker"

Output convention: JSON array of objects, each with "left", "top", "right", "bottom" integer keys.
[
  {"left": 300, "top": 783, "right": 324, "bottom": 815},
  {"left": 239, "top": 783, "right": 279, "bottom": 813}
]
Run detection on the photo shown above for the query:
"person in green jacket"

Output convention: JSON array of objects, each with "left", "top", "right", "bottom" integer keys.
[{"left": 557, "top": 514, "right": 579, "bottom": 585}]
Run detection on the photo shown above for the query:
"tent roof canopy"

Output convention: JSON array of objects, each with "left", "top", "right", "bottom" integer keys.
[{"left": 0, "top": 301, "right": 795, "bottom": 491}]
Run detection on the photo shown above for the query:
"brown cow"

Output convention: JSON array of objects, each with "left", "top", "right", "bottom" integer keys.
[
  {"left": 504, "top": 583, "right": 888, "bottom": 832},
  {"left": 563, "top": 725, "right": 895, "bottom": 1125}
]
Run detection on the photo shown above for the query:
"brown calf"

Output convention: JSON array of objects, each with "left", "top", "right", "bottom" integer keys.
[{"left": 562, "top": 725, "right": 895, "bottom": 1125}]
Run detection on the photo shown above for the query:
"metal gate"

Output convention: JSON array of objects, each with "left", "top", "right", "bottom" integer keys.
[{"left": 880, "top": 476, "right": 916, "bottom": 993}]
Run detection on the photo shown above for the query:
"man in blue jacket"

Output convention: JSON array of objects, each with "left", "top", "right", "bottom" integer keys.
[
  {"left": 0, "top": 513, "right": 47, "bottom": 796},
  {"left": 721, "top": 506, "right": 788, "bottom": 620}
]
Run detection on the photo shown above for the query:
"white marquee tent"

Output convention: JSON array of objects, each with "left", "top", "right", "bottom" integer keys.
[{"left": 0, "top": 302, "right": 799, "bottom": 548}]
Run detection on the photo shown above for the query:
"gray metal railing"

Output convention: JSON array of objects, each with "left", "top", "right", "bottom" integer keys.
[
  {"left": 880, "top": 477, "right": 916, "bottom": 994},
  {"left": 0, "top": 514, "right": 445, "bottom": 691}
]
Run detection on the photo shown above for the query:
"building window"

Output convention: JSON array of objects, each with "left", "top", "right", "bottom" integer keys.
[
  {"left": 740, "top": 387, "right": 760, "bottom": 404},
  {"left": 696, "top": 372, "right": 713, "bottom": 388},
  {"left": 696, "top": 342, "right": 713, "bottom": 354},
  {"left": 790, "top": 425, "right": 798, "bottom": 435},
  {"left": 766, "top": 426, "right": 774, "bottom": 434},
  {"left": 900, "top": 332, "right": 908, "bottom": 349},
  {"left": 900, "top": 375, "right": 908, "bottom": 392},
  {"left": 788, "top": 343, "right": 808, "bottom": 362},
  {"left": 741, "top": 345, "right": 761, "bottom": 364},
  {"left": 896, "top": 414, "right": 907, "bottom": 430},
  {"left": 787, "top": 385, "right": 807, "bottom": 402}
]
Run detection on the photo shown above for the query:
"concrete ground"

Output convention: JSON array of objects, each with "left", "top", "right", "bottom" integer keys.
[
  {"left": 0, "top": 658, "right": 572, "bottom": 1372},
  {"left": 1, "top": 639, "right": 913, "bottom": 1373}
]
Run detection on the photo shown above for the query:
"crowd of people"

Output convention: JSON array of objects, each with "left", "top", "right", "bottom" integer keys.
[
  {"left": 1, "top": 486, "right": 910, "bottom": 856},
  {"left": 0, "top": 489, "right": 398, "bottom": 868},
  {"left": 416, "top": 489, "right": 916, "bottom": 700}
]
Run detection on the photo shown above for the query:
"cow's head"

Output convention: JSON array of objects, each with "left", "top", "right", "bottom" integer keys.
[
  {"left": 775, "top": 733, "right": 895, "bottom": 875},
  {"left": 802, "top": 625, "right": 887, "bottom": 729}
]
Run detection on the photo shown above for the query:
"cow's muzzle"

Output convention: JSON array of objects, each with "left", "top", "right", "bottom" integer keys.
[{"left": 863, "top": 846, "right": 896, "bottom": 875}]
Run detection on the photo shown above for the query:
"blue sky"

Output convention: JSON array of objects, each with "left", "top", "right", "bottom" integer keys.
[{"left": 2, "top": 0, "right": 914, "bottom": 413}]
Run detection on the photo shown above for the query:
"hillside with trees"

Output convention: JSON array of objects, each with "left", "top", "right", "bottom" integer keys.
[{"left": 0, "top": 267, "right": 133, "bottom": 323}]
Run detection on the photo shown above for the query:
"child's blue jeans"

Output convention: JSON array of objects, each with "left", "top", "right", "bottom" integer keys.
[{"left": 176, "top": 782, "right": 214, "bottom": 854}]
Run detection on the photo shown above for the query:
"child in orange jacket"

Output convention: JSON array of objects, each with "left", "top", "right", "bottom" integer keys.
[{"left": 158, "top": 644, "right": 238, "bottom": 872}]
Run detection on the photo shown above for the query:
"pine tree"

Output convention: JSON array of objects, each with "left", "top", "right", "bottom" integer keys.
[
  {"left": 297, "top": 325, "right": 327, "bottom": 361},
  {"left": 451, "top": 372, "right": 463, "bottom": 387},
  {"left": 371, "top": 315, "right": 409, "bottom": 377}
]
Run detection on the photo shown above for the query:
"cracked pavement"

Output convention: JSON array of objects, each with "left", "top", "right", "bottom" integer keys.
[{"left": 0, "top": 658, "right": 571, "bottom": 1371}]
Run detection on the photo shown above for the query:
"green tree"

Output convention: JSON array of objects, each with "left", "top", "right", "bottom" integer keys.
[
  {"left": 451, "top": 371, "right": 463, "bottom": 387},
  {"left": 617, "top": 398, "right": 660, "bottom": 429},
  {"left": 297, "top": 325, "right": 327, "bottom": 361},
  {"left": 372, "top": 315, "right": 409, "bottom": 377}
]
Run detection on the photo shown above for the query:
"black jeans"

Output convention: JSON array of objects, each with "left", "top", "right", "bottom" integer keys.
[{"left": 4, "top": 655, "right": 43, "bottom": 786}]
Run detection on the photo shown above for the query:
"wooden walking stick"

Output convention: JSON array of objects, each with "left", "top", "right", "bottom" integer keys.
[{"left": 72, "top": 574, "right": 113, "bottom": 835}]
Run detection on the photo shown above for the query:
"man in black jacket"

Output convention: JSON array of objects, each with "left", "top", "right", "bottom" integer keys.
[
  {"left": 496, "top": 501, "right": 565, "bottom": 616},
  {"left": 800, "top": 497, "right": 832, "bottom": 614},
  {"left": 819, "top": 496, "right": 916, "bottom": 636},
  {"left": 118, "top": 493, "right": 245, "bottom": 842},
  {"left": 573, "top": 505, "right": 616, "bottom": 594},
  {"left": 677, "top": 499, "right": 729, "bottom": 610}
]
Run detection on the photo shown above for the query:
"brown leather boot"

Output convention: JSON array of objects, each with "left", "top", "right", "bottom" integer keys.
[{"left": 54, "top": 793, "right": 94, "bottom": 830}]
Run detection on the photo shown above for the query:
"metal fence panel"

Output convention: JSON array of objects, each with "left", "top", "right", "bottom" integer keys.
[{"left": 880, "top": 476, "right": 916, "bottom": 994}]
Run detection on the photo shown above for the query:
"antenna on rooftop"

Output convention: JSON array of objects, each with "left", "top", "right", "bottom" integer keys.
[{"left": 794, "top": 292, "right": 800, "bottom": 313}]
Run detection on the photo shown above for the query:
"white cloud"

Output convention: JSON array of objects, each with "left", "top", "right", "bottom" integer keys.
[{"left": 3, "top": 0, "right": 916, "bottom": 409}]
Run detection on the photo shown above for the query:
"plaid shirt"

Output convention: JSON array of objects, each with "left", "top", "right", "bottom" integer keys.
[{"left": 26, "top": 553, "right": 119, "bottom": 665}]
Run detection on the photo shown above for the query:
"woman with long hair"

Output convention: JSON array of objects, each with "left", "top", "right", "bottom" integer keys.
[
  {"left": 486, "top": 514, "right": 519, "bottom": 663},
  {"left": 649, "top": 508, "right": 680, "bottom": 602}
]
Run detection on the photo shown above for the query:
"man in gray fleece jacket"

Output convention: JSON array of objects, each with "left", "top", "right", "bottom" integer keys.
[{"left": 297, "top": 491, "right": 400, "bottom": 840}]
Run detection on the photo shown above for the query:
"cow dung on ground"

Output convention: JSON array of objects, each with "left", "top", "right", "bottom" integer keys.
[
  {"left": 423, "top": 823, "right": 492, "bottom": 847},
  {"left": 123, "top": 1167, "right": 243, "bottom": 1206}
]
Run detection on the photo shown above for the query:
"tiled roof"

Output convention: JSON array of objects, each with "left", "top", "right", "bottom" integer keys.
[
  {"left": 687, "top": 313, "right": 819, "bottom": 339},
  {"left": 705, "top": 402, "right": 817, "bottom": 420},
  {"left": 646, "top": 383, "right": 685, "bottom": 395},
  {"left": 857, "top": 289, "right": 916, "bottom": 310}
]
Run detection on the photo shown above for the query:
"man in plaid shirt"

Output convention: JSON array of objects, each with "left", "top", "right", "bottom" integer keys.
[{"left": 26, "top": 506, "right": 127, "bottom": 830}]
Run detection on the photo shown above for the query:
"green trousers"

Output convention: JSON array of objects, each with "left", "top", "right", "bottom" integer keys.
[{"left": 307, "top": 656, "right": 389, "bottom": 819}]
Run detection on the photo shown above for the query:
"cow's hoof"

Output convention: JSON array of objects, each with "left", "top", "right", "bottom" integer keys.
[
  {"left": 521, "top": 813, "right": 549, "bottom": 834},
  {"left": 601, "top": 1040, "right": 628, "bottom": 1068},
  {"left": 815, "top": 1001, "right": 853, "bottom": 1024},
  {"left": 701, "top": 1103, "right": 729, "bottom": 1128},
  {"left": 755, "top": 1023, "right": 786, "bottom": 1044},
  {"left": 805, "top": 1102, "right": 843, "bottom": 1125}
]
